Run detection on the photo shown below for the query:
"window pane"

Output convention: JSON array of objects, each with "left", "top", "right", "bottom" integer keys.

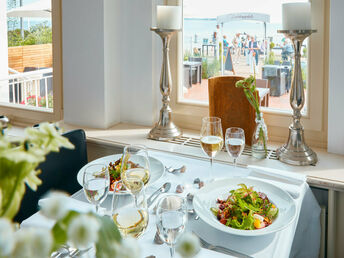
[
  {"left": 182, "top": 0, "right": 308, "bottom": 113},
  {"left": 0, "top": 0, "right": 53, "bottom": 111}
]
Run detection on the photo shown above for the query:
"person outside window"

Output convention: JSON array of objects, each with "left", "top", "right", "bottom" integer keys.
[
  {"left": 212, "top": 31, "right": 217, "bottom": 44},
  {"left": 223, "top": 35, "right": 229, "bottom": 58},
  {"left": 282, "top": 39, "right": 293, "bottom": 61},
  {"left": 244, "top": 36, "right": 250, "bottom": 65},
  {"left": 248, "top": 36, "right": 253, "bottom": 67},
  {"left": 233, "top": 33, "right": 241, "bottom": 64},
  {"left": 249, "top": 36, "right": 260, "bottom": 73}
]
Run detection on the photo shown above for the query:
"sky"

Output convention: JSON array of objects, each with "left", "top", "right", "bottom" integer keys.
[
  {"left": 184, "top": 0, "right": 308, "bottom": 23},
  {"left": 7, "top": 0, "right": 38, "bottom": 10},
  {"left": 7, "top": 0, "right": 51, "bottom": 29}
]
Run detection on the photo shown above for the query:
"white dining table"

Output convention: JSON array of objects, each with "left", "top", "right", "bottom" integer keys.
[{"left": 21, "top": 151, "right": 321, "bottom": 258}]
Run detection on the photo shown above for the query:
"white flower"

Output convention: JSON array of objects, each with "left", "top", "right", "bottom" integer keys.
[
  {"left": 114, "top": 237, "right": 141, "bottom": 258},
  {"left": 30, "top": 228, "right": 53, "bottom": 258},
  {"left": 40, "top": 191, "right": 69, "bottom": 220},
  {"left": 11, "top": 227, "right": 53, "bottom": 258},
  {"left": 0, "top": 218, "right": 15, "bottom": 256},
  {"left": 176, "top": 232, "right": 201, "bottom": 258},
  {"left": 12, "top": 228, "right": 34, "bottom": 258},
  {"left": 68, "top": 214, "right": 100, "bottom": 249}
]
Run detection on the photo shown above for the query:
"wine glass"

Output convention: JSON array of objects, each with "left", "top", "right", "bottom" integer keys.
[
  {"left": 121, "top": 145, "right": 150, "bottom": 191},
  {"left": 112, "top": 178, "right": 149, "bottom": 238},
  {"left": 200, "top": 117, "right": 224, "bottom": 180},
  {"left": 156, "top": 195, "right": 188, "bottom": 258},
  {"left": 83, "top": 163, "right": 110, "bottom": 213},
  {"left": 225, "top": 127, "right": 245, "bottom": 167}
]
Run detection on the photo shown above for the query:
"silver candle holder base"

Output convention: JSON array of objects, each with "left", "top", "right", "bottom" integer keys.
[
  {"left": 148, "top": 28, "right": 182, "bottom": 140},
  {"left": 276, "top": 30, "right": 317, "bottom": 166}
]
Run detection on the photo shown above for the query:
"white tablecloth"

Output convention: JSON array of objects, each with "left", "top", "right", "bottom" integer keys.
[{"left": 21, "top": 151, "right": 321, "bottom": 258}]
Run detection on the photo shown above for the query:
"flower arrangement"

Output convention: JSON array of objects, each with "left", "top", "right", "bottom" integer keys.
[
  {"left": 236, "top": 75, "right": 268, "bottom": 157},
  {"left": 0, "top": 124, "right": 126, "bottom": 257}
]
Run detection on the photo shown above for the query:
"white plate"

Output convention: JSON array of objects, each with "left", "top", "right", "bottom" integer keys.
[
  {"left": 193, "top": 177, "right": 297, "bottom": 237},
  {"left": 77, "top": 154, "right": 164, "bottom": 193}
]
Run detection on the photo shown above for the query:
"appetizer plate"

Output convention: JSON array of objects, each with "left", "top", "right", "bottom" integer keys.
[
  {"left": 77, "top": 154, "right": 164, "bottom": 193},
  {"left": 193, "top": 177, "right": 297, "bottom": 237}
]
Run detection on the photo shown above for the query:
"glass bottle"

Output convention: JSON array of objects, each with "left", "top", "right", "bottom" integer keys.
[{"left": 252, "top": 113, "right": 268, "bottom": 159}]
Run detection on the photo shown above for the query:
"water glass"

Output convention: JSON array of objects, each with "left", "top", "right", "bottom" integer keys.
[
  {"left": 225, "top": 127, "right": 245, "bottom": 167},
  {"left": 83, "top": 163, "right": 110, "bottom": 213},
  {"left": 156, "top": 195, "right": 188, "bottom": 258}
]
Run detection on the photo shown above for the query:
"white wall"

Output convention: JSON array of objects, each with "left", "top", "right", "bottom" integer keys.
[
  {"left": 119, "top": 0, "right": 158, "bottom": 126},
  {"left": 62, "top": 0, "right": 108, "bottom": 128},
  {"left": 62, "top": 0, "right": 161, "bottom": 128},
  {"left": 104, "top": 0, "right": 121, "bottom": 126},
  {"left": 0, "top": 0, "right": 9, "bottom": 103},
  {"left": 328, "top": 0, "right": 344, "bottom": 154}
]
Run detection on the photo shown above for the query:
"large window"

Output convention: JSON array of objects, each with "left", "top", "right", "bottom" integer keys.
[
  {"left": 0, "top": 0, "right": 62, "bottom": 124},
  {"left": 168, "top": 0, "right": 328, "bottom": 148},
  {"left": 181, "top": 0, "right": 308, "bottom": 113}
]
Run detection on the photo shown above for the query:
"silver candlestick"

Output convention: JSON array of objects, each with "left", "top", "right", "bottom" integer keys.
[
  {"left": 148, "top": 27, "right": 182, "bottom": 140},
  {"left": 276, "top": 29, "right": 317, "bottom": 166}
]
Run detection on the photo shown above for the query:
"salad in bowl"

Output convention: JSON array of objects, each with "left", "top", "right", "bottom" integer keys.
[{"left": 211, "top": 184, "right": 278, "bottom": 230}]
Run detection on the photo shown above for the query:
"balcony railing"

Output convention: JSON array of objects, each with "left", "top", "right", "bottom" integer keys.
[{"left": 0, "top": 68, "right": 53, "bottom": 111}]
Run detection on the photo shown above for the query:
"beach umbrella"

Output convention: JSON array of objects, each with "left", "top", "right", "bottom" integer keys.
[{"left": 7, "top": 0, "right": 51, "bottom": 18}]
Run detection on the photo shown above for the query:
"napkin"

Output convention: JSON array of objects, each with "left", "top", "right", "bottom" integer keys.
[
  {"left": 21, "top": 212, "right": 55, "bottom": 229},
  {"left": 248, "top": 165, "right": 306, "bottom": 186},
  {"left": 38, "top": 197, "right": 96, "bottom": 213},
  {"left": 247, "top": 165, "right": 306, "bottom": 199},
  {"left": 21, "top": 197, "right": 96, "bottom": 229}
]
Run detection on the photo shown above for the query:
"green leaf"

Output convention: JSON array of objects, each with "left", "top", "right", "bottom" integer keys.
[
  {"left": 229, "top": 211, "right": 255, "bottom": 230},
  {"left": 267, "top": 207, "right": 279, "bottom": 220},
  {"left": 210, "top": 207, "right": 218, "bottom": 217},
  {"left": 237, "top": 197, "right": 261, "bottom": 213},
  {"left": 241, "top": 212, "right": 255, "bottom": 230},
  {"left": 238, "top": 184, "right": 248, "bottom": 190},
  {"left": 109, "top": 168, "right": 120, "bottom": 180},
  {"left": 236, "top": 75, "right": 262, "bottom": 116},
  {"left": 2, "top": 182, "right": 26, "bottom": 219},
  {"left": 95, "top": 215, "right": 122, "bottom": 257},
  {"left": 0, "top": 157, "right": 38, "bottom": 218},
  {"left": 51, "top": 210, "right": 79, "bottom": 251}
]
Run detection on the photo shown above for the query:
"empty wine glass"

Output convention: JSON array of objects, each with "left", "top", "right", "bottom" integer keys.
[
  {"left": 200, "top": 117, "right": 224, "bottom": 180},
  {"left": 156, "top": 195, "right": 188, "bottom": 258},
  {"left": 225, "top": 127, "right": 245, "bottom": 167},
  {"left": 112, "top": 178, "right": 149, "bottom": 238},
  {"left": 121, "top": 145, "right": 150, "bottom": 190},
  {"left": 83, "top": 163, "right": 110, "bottom": 213}
]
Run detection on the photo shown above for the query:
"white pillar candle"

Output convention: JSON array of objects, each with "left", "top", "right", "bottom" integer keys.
[
  {"left": 156, "top": 6, "right": 182, "bottom": 30},
  {"left": 282, "top": 2, "right": 311, "bottom": 30}
]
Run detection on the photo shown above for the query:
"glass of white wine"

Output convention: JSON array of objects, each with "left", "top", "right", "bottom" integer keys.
[
  {"left": 83, "top": 163, "right": 110, "bottom": 213},
  {"left": 156, "top": 195, "right": 188, "bottom": 258},
  {"left": 200, "top": 117, "right": 224, "bottom": 180},
  {"left": 225, "top": 127, "right": 245, "bottom": 167},
  {"left": 112, "top": 178, "right": 149, "bottom": 238},
  {"left": 121, "top": 144, "right": 150, "bottom": 189}
]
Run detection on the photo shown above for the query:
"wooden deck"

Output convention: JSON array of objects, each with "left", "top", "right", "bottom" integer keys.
[
  {"left": 8, "top": 44, "right": 52, "bottom": 72},
  {"left": 183, "top": 54, "right": 292, "bottom": 110}
]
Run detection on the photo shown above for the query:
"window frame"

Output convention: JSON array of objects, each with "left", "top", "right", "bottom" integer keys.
[
  {"left": 168, "top": 0, "right": 329, "bottom": 148},
  {"left": 0, "top": 0, "right": 63, "bottom": 125}
]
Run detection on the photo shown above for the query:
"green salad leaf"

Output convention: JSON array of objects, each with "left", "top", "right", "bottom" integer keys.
[{"left": 109, "top": 168, "right": 120, "bottom": 179}]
